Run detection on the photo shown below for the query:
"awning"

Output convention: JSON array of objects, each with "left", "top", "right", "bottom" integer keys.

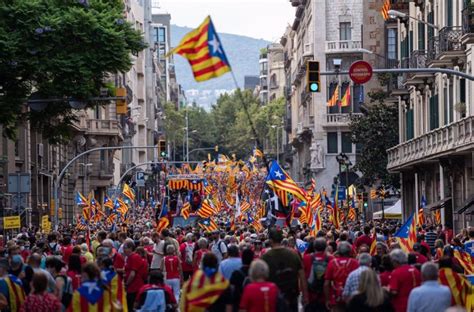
[
  {"left": 456, "top": 194, "right": 474, "bottom": 214},
  {"left": 373, "top": 200, "right": 402, "bottom": 220},
  {"left": 427, "top": 197, "right": 452, "bottom": 211}
]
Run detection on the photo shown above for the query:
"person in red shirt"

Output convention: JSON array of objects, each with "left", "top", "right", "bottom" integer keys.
[
  {"left": 66, "top": 254, "right": 82, "bottom": 290},
  {"left": 324, "top": 241, "right": 359, "bottom": 311},
  {"left": 354, "top": 226, "right": 373, "bottom": 250},
  {"left": 60, "top": 236, "right": 74, "bottom": 264},
  {"left": 161, "top": 245, "right": 182, "bottom": 302},
  {"left": 124, "top": 240, "right": 145, "bottom": 309},
  {"left": 303, "top": 237, "right": 334, "bottom": 311},
  {"left": 102, "top": 239, "right": 125, "bottom": 276},
  {"left": 378, "top": 254, "right": 393, "bottom": 287},
  {"left": 193, "top": 237, "right": 209, "bottom": 271},
  {"left": 179, "top": 233, "right": 195, "bottom": 281},
  {"left": 388, "top": 249, "right": 421, "bottom": 312},
  {"left": 135, "top": 271, "right": 177, "bottom": 311},
  {"left": 240, "top": 259, "right": 279, "bottom": 312},
  {"left": 412, "top": 244, "right": 428, "bottom": 264}
]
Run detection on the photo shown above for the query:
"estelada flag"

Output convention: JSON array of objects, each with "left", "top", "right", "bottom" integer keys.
[
  {"left": 5, "top": 275, "right": 25, "bottom": 312},
  {"left": 122, "top": 183, "right": 135, "bottom": 202},
  {"left": 168, "top": 16, "right": 231, "bottom": 82},
  {"left": 101, "top": 269, "right": 127, "bottom": 312},
  {"left": 68, "top": 280, "right": 110, "bottom": 312},
  {"left": 180, "top": 270, "right": 229, "bottom": 312}
]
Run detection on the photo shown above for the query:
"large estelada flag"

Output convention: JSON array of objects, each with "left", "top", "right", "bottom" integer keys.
[
  {"left": 394, "top": 211, "right": 417, "bottom": 252},
  {"left": 266, "top": 161, "right": 307, "bottom": 202},
  {"left": 168, "top": 16, "right": 231, "bottom": 82}
]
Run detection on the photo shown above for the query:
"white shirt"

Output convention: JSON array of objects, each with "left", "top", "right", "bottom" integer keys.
[{"left": 151, "top": 241, "right": 165, "bottom": 269}]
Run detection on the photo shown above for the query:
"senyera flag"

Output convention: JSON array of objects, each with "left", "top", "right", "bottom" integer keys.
[{"left": 168, "top": 16, "right": 231, "bottom": 82}]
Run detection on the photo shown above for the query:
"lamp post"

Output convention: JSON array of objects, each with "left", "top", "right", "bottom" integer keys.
[
  {"left": 388, "top": 9, "right": 439, "bottom": 30},
  {"left": 336, "top": 153, "right": 352, "bottom": 209},
  {"left": 271, "top": 125, "right": 283, "bottom": 163}
]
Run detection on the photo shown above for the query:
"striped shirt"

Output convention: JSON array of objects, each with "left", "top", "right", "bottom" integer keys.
[{"left": 425, "top": 231, "right": 437, "bottom": 249}]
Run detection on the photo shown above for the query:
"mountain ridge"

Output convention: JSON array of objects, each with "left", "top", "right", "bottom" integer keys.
[{"left": 171, "top": 25, "right": 270, "bottom": 108}]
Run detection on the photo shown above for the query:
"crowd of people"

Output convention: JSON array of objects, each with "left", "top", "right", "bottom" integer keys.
[{"left": 0, "top": 219, "right": 472, "bottom": 312}]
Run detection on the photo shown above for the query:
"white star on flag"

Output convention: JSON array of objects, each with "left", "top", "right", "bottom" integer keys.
[
  {"left": 274, "top": 171, "right": 283, "bottom": 179},
  {"left": 209, "top": 37, "right": 222, "bottom": 54}
]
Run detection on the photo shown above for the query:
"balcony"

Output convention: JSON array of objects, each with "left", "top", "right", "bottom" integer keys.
[
  {"left": 403, "top": 50, "right": 432, "bottom": 84},
  {"left": 86, "top": 119, "right": 121, "bottom": 136},
  {"left": 462, "top": 4, "right": 474, "bottom": 44},
  {"left": 427, "top": 27, "right": 464, "bottom": 66},
  {"left": 323, "top": 113, "right": 362, "bottom": 128},
  {"left": 387, "top": 116, "right": 474, "bottom": 170},
  {"left": 303, "top": 42, "right": 313, "bottom": 57},
  {"left": 325, "top": 40, "right": 362, "bottom": 54}
]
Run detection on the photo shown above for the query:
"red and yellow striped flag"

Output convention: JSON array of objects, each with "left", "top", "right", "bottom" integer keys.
[
  {"left": 122, "top": 183, "right": 135, "bottom": 202},
  {"left": 327, "top": 85, "right": 339, "bottom": 107},
  {"left": 197, "top": 200, "right": 215, "bottom": 219},
  {"left": 438, "top": 267, "right": 474, "bottom": 310},
  {"left": 340, "top": 85, "right": 351, "bottom": 107},
  {"left": 381, "top": 0, "right": 391, "bottom": 20},
  {"left": 180, "top": 270, "right": 229, "bottom": 312},
  {"left": 181, "top": 202, "right": 191, "bottom": 220},
  {"left": 168, "top": 16, "right": 231, "bottom": 82}
]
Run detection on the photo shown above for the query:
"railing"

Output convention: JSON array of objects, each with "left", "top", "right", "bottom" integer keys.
[
  {"left": 325, "top": 40, "right": 362, "bottom": 53},
  {"left": 86, "top": 119, "right": 120, "bottom": 135},
  {"left": 387, "top": 116, "right": 474, "bottom": 169},
  {"left": 410, "top": 50, "right": 427, "bottom": 68},
  {"left": 427, "top": 27, "right": 463, "bottom": 62},
  {"left": 324, "top": 113, "right": 362, "bottom": 126}
]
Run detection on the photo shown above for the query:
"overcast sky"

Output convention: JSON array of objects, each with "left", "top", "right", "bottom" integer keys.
[{"left": 155, "top": 0, "right": 295, "bottom": 42}]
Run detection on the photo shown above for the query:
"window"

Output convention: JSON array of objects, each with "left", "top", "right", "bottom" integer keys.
[
  {"left": 418, "top": 22, "right": 425, "bottom": 50},
  {"left": 353, "top": 84, "right": 363, "bottom": 113},
  {"left": 387, "top": 28, "right": 397, "bottom": 60},
  {"left": 339, "top": 22, "right": 351, "bottom": 41},
  {"left": 429, "top": 94, "right": 439, "bottom": 130},
  {"left": 446, "top": 0, "right": 453, "bottom": 27},
  {"left": 341, "top": 132, "right": 352, "bottom": 153},
  {"left": 406, "top": 109, "right": 414, "bottom": 140},
  {"left": 327, "top": 132, "right": 338, "bottom": 154},
  {"left": 158, "top": 27, "right": 166, "bottom": 43}
]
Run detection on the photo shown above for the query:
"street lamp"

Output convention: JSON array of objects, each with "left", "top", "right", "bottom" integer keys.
[
  {"left": 335, "top": 153, "right": 352, "bottom": 210},
  {"left": 388, "top": 9, "right": 439, "bottom": 29},
  {"left": 271, "top": 125, "right": 283, "bottom": 163}
]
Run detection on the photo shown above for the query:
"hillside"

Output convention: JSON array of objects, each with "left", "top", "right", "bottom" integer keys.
[{"left": 171, "top": 25, "right": 269, "bottom": 108}]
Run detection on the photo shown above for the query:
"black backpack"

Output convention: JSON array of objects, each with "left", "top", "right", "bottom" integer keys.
[
  {"left": 58, "top": 275, "right": 73, "bottom": 308},
  {"left": 307, "top": 254, "right": 329, "bottom": 293}
]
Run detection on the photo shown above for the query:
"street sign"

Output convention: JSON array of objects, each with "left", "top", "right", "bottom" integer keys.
[
  {"left": 8, "top": 174, "right": 31, "bottom": 193},
  {"left": 349, "top": 61, "right": 373, "bottom": 84},
  {"left": 136, "top": 171, "right": 145, "bottom": 187},
  {"left": 41, "top": 215, "right": 49, "bottom": 229},
  {"left": 3, "top": 216, "right": 20, "bottom": 229}
]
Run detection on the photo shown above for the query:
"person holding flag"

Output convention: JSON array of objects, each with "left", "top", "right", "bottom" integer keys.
[{"left": 68, "top": 263, "right": 110, "bottom": 311}]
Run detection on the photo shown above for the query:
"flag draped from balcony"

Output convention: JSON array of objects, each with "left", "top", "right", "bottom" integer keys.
[
  {"left": 340, "top": 85, "right": 351, "bottom": 107},
  {"left": 167, "top": 16, "right": 231, "bottom": 82},
  {"left": 327, "top": 85, "right": 339, "bottom": 107},
  {"left": 381, "top": 0, "right": 391, "bottom": 20}
]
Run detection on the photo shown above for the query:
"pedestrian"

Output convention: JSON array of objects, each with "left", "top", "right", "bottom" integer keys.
[
  {"left": 45, "top": 256, "right": 73, "bottom": 309},
  {"left": 67, "top": 262, "right": 109, "bottom": 311},
  {"left": 0, "top": 258, "right": 26, "bottom": 311},
  {"left": 179, "top": 233, "right": 195, "bottom": 281},
  {"left": 388, "top": 249, "right": 421, "bottom": 312},
  {"left": 193, "top": 237, "right": 209, "bottom": 271},
  {"left": 135, "top": 271, "right": 177, "bottom": 312},
  {"left": 20, "top": 272, "right": 62, "bottom": 312},
  {"left": 161, "top": 244, "right": 182, "bottom": 303},
  {"left": 180, "top": 253, "right": 232, "bottom": 312},
  {"left": 303, "top": 237, "right": 333, "bottom": 312},
  {"left": 342, "top": 252, "right": 372, "bottom": 300},
  {"left": 219, "top": 245, "right": 242, "bottom": 280},
  {"left": 239, "top": 259, "right": 280, "bottom": 312},
  {"left": 262, "top": 227, "right": 308, "bottom": 312},
  {"left": 230, "top": 248, "right": 254, "bottom": 312},
  {"left": 407, "top": 262, "right": 451, "bottom": 312},
  {"left": 66, "top": 254, "right": 82, "bottom": 290},
  {"left": 378, "top": 254, "right": 393, "bottom": 286},
  {"left": 324, "top": 241, "right": 359, "bottom": 311},
  {"left": 123, "top": 240, "right": 145, "bottom": 309},
  {"left": 346, "top": 269, "right": 393, "bottom": 312},
  {"left": 211, "top": 232, "right": 228, "bottom": 263}
]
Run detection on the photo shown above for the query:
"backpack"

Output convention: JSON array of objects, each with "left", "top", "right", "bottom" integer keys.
[
  {"left": 58, "top": 275, "right": 73, "bottom": 308},
  {"left": 307, "top": 254, "right": 329, "bottom": 293},
  {"left": 184, "top": 243, "right": 194, "bottom": 266},
  {"left": 274, "top": 263, "right": 297, "bottom": 295}
]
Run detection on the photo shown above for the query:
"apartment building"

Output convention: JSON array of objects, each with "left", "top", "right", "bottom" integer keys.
[
  {"left": 386, "top": 0, "right": 474, "bottom": 230},
  {"left": 0, "top": 0, "right": 170, "bottom": 227},
  {"left": 283, "top": 0, "right": 369, "bottom": 190}
]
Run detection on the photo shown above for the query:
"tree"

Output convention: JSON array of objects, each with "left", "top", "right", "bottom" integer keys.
[
  {"left": 0, "top": 0, "right": 145, "bottom": 142},
  {"left": 349, "top": 91, "right": 400, "bottom": 189}
]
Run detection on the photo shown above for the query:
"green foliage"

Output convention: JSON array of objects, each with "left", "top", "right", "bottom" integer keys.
[
  {"left": 163, "top": 91, "right": 286, "bottom": 161},
  {"left": 0, "top": 0, "right": 145, "bottom": 143},
  {"left": 349, "top": 91, "right": 400, "bottom": 189}
]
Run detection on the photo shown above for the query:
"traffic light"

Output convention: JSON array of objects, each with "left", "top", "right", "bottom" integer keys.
[
  {"left": 158, "top": 140, "right": 167, "bottom": 158},
  {"left": 306, "top": 61, "right": 321, "bottom": 93},
  {"left": 363, "top": 192, "right": 368, "bottom": 209}
]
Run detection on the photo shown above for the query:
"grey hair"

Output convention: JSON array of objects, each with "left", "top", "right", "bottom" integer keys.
[
  {"left": 185, "top": 233, "right": 194, "bottom": 241},
  {"left": 166, "top": 244, "right": 176, "bottom": 254},
  {"left": 421, "top": 262, "right": 438, "bottom": 281},
  {"left": 358, "top": 252, "right": 372, "bottom": 266},
  {"left": 102, "top": 239, "right": 114, "bottom": 247},
  {"left": 197, "top": 237, "right": 208, "bottom": 249},
  {"left": 390, "top": 249, "right": 407, "bottom": 265},
  {"left": 249, "top": 259, "right": 269, "bottom": 281},
  {"left": 337, "top": 241, "right": 352, "bottom": 257}
]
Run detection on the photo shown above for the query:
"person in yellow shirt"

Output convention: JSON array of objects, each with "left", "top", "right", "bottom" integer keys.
[{"left": 81, "top": 244, "right": 94, "bottom": 262}]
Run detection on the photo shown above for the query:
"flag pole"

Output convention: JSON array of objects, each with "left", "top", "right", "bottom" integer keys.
[{"left": 230, "top": 71, "right": 270, "bottom": 172}]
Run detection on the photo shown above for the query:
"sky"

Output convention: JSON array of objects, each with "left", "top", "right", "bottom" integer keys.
[{"left": 154, "top": 0, "right": 295, "bottom": 41}]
